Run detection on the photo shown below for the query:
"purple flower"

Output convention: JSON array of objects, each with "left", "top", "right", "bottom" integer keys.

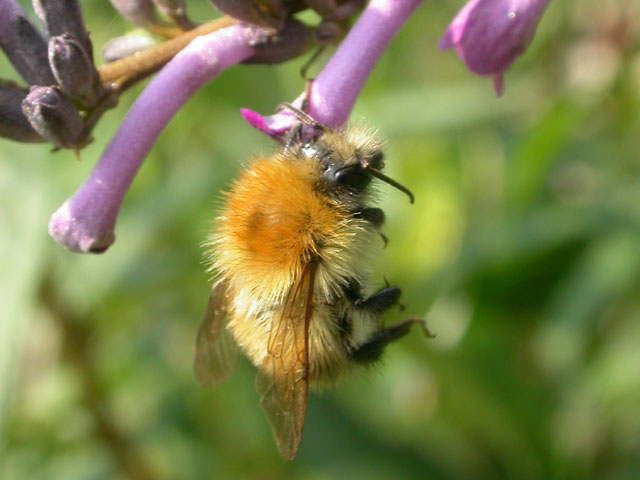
[
  {"left": 49, "top": 0, "right": 423, "bottom": 253},
  {"left": 439, "top": 0, "right": 551, "bottom": 95},
  {"left": 48, "top": 24, "right": 259, "bottom": 252}
]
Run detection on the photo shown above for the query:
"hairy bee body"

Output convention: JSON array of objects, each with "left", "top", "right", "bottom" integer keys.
[
  {"left": 208, "top": 127, "right": 385, "bottom": 384},
  {"left": 196, "top": 120, "right": 422, "bottom": 460}
]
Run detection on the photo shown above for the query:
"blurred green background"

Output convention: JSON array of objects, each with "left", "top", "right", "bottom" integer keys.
[{"left": 2, "top": 0, "right": 640, "bottom": 478}]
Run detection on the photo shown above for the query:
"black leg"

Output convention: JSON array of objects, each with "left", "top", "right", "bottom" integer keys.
[
  {"left": 301, "top": 78, "right": 314, "bottom": 111},
  {"left": 342, "top": 279, "right": 401, "bottom": 313},
  {"left": 355, "top": 286, "right": 401, "bottom": 313},
  {"left": 353, "top": 207, "right": 387, "bottom": 246},
  {"left": 350, "top": 317, "right": 432, "bottom": 365},
  {"left": 379, "top": 232, "right": 389, "bottom": 248},
  {"left": 283, "top": 123, "right": 304, "bottom": 150},
  {"left": 354, "top": 207, "right": 385, "bottom": 227}
]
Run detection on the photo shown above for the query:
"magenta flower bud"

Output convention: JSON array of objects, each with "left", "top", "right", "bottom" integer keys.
[
  {"left": 21, "top": 86, "right": 83, "bottom": 149},
  {"left": 439, "top": 0, "right": 551, "bottom": 95}
]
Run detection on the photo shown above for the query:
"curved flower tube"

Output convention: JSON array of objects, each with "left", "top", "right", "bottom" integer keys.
[
  {"left": 48, "top": 24, "right": 258, "bottom": 252},
  {"left": 241, "top": 0, "right": 424, "bottom": 135},
  {"left": 49, "top": 0, "right": 425, "bottom": 253}
]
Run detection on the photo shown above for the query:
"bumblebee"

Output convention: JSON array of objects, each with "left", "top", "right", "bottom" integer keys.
[{"left": 194, "top": 106, "right": 427, "bottom": 460}]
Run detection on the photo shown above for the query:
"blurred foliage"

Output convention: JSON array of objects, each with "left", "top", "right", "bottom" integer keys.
[{"left": 2, "top": 0, "right": 640, "bottom": 479}]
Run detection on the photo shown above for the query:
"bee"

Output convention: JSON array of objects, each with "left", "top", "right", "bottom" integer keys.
[{"left": 194, "top": 105, "right": 429, "bottom": 460}]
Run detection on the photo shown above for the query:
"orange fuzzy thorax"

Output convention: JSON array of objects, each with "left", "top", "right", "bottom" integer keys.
[
  {"left": 207, "top": 152, "right": 370, "bottom": 306},
  {"left": 203, "top": 126, "right": 389, "bottom": 383}
]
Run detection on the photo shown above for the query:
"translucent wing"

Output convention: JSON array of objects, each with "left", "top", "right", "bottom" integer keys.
[
  {"left": 255, "top": 262, "right": 317, "bottom": 461},
  {"left": 194, "top": 280, "right": 238, "bottom": 387}
]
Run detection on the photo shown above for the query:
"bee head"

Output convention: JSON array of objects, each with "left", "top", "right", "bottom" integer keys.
[
  {"left": 277, "top": 102, "right": 414, "bottom": 203},
  {"left": 318, "top": 149, "right": 383, "bottom": 191},
  {"left": 305, "top": 134, "right": 414, "bottom": 204}
]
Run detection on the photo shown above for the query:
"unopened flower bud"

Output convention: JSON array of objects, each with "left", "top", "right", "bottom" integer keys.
[
  {"left": 109, "top": 0, "right": 158, "bottom": 28},
  {"left": 0, "top": 2, "right": 54, "bottom": 85},
  {"left": 244, "top": 19, "right": 313, "bottom": 64},
  {"left": 0, "top": 84, "right": 43, "bottom": 143},
  {"left": 102, "top": 34, "right": 155, "bottom": 63},
  {"left": 439, "top": 0, "right": 551, "bottom": 95},
  {"left": 208, "top": 0, "right": 287, "bottom": 28},
  {"left": 33, "top": 0, "right": 92, "bottom": 56},
  {"left": 49, "top": 34, "right": 102, "bottom": 106},
  {"left": 22, "top": 86, "right": 83, "bottom": 149}
]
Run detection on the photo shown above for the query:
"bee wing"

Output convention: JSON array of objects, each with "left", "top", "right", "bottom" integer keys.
[
  {"left": 255, "top": 262, "right": 317, "bottom": 461},
  {"left": 194, "top": 280, "right": 238, "bottom": 387}
]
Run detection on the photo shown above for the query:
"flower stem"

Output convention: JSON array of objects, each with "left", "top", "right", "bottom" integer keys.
[{"left": 98, "top": 16, "right": 237, "bottom": 92}]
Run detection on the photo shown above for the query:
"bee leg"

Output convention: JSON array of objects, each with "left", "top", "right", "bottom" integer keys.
[
  {"left": 284, "top": 123, "right": 304, "bottom": 150},
  {"left": 355, "top": 286, "right": 401, "bottom": 313},
  {"left": 300, "top": 50, "right": 321, "bottom": 79},
  {"left": 343, "top": 279, "right": 400, "bottom": 313},
  {"left": 354, "top": 207, "right": 384, "bottom": 227},
  {"left": 350, "top": 317, "right": 427, "bottom": 364},
  {"left": 354, "top": 208, "right": 388, "bottom": 246},
  {"left": 378, "top": 233, "right": 389, "bottom": 248},
  {"left": 301, "top": 77, "right": 314, "bottom": 111}
]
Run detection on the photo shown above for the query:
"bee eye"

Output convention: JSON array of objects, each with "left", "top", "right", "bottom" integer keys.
[
  {"left": 370, "top": 151, "right": 384, "bottom": 169},
  {"left": 334, "top": 165, "right": 371, "bottom": 190}
]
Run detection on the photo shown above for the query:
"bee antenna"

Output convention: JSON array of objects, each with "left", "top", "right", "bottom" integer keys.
[
  {"left": 367, "top": 167, "right": 415, "bottom": 204},
  {"left": 277, "top": 103, "right": 325, "bottom": 132}
]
